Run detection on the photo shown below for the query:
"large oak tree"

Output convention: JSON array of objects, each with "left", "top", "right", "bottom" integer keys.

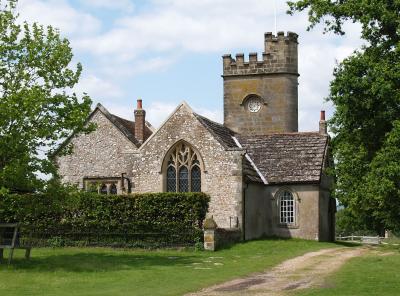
[
  {"left": 288, "top": 0, "right": 400, "bottom": 233},
  {"left": 0, "top": 0, "right": 93, "bottom": 192}
]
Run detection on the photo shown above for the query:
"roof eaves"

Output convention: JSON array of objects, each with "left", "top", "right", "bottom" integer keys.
[
  {"left": 194, "top": 113, "right": 241, "bottom": 150},
  {"left": 232, "top": 136, "right": 268, "bottom": 185}
]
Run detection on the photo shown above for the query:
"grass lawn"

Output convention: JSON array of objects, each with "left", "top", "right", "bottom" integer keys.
[
  {"left": 293, "top": 244, "right": 400, "bottom": 296},
  {"left": 0, "top": 239, "right": 337, "bottom": 296}
]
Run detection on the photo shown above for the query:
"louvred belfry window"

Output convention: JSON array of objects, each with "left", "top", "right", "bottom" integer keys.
[{"left": 165, "top": 142, "right": 202, "bottom": 192}]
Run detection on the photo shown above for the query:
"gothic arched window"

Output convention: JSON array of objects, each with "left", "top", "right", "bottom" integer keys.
[{"left": 164, "top": 142, "right": 202, "bottom": 192}]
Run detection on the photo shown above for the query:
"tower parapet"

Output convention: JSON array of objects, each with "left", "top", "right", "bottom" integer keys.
[{"left": 223, "top": 31, "right": 298, "bottom": 77}]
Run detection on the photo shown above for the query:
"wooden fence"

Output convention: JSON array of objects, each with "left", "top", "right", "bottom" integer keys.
[{"left": 336, "top": 235, "right": 382, "bottom": 245}]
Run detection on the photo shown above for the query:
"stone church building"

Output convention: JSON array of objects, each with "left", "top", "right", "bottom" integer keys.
[{"left": 55, "top": 32, "right": 336, "bottom": 241}]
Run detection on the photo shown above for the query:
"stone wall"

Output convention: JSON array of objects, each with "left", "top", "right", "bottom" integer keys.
[
  {"left": 131, "top": 104, "right": 244, "bottom": 229},
  {"left": 244, "top": 183, "right": 329, "bottom": 241},
  {"left": 56, "top": 110, "right": 137, "bottom": 189}
]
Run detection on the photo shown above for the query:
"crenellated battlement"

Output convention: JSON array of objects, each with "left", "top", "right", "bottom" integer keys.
[{"left": 222, "top": 31, "right": 298, "bottom": 76}]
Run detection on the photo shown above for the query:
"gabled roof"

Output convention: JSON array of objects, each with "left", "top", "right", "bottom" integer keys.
[
  {"left": 52, "top": 103, "right": 153, "bottom": 156},
  {"left": 236, "top": 133, "right": 329, "bottom": 184},
  {"left": 97, "top": 104, "right": 153, "bottom": 147},
  {"left": 193, "top": 113, "right": 238, "bottom": 149}
]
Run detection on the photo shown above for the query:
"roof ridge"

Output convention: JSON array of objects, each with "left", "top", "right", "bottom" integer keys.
[{"left": 238, "top": 132, "right": 327, "bottom": 137}]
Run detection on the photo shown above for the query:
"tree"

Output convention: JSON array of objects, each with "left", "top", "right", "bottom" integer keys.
[
  {"left": 0, "top": 0, "right": 93, "bottom": 192},
  {"left": 287, "top": 0, "right": 400, "bottom": 233}
]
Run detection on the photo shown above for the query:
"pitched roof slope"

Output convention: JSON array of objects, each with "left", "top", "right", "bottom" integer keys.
[
  {"left": 107, "top": 113, "right": 153, "bottom": 147},
  {"left": 52, "top": 104, "right": 153, "bottom": 156},
  {"left": 193, "top": 113, "right": 238, "bottom": 149},
  {"left": 237, "top": 133, "right": 329, "bottom": 184}
]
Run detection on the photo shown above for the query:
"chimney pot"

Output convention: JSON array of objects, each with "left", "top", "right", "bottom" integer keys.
[
  {"left": 320, "top": 110, "right": 326, "bottom": 121},
  {"left": 319, "top": 110, "right": 327, "bottom": 135},
  {"left": 134, "top": 99, "right": 146, "bottom": 144}
]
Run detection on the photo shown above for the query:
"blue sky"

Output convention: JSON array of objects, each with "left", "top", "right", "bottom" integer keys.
[{"left": 16, "top": 0, "right": 363, "bottom": 131}]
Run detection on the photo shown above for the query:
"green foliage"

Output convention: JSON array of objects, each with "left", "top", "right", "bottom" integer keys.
[
  {"left": 335, "top": 208, "right": 376, "bottom": 236},
  {"left": 0, "top": 190, "right": 210, "bottom": 246},
  {"left": 287, "top": 0, "right": 400, "bottom": 233},
  {"left": 0, "top": 0, "right": 93, "bottom": 192},
  {"left": 295, "top": 245, "right": 400, "bottom": 296}
]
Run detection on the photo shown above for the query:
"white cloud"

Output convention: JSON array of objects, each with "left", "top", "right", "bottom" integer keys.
[
  {"left": 193, "top": 107, "right": 223, "bottom": 124},
  {"left": 14, "top": 0, "right": 365, "bottom": 132},
  {"left": 73, "top": 0, "right": 282, "bottom": 57},
  {"left": 106, "top": 100, "right": 223, "bottom": 128},
  {"left": 17, "top": 0, "right": 101, "bottom": 36},
  {"left": 74, "top": 74, "right": 124, "bottom": 99},
  {"left": 108, "top": 101, "right": 177, "bottom": 128},
  {"left": 80, "top": 0, "right": 134, "bottom": 12}
]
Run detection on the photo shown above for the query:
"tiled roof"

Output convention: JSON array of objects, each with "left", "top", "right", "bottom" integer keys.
[
  {"left": 194, "top": 113, "right": 238, "bottom": 149},
  {"left": 97, "top": 104, "right": 153, "bottom": 147},
  {"left": 108, "top": 113, "right": 153, "bottom": 147},
  {"left": 237, "top": 133, "right": 329, "bottom": 184},
  {"left": 193, "top": 113, "right": 264, "bottom": 182},
  {"left": 243, "top": 157, "right": 264, "bottom": 183}
]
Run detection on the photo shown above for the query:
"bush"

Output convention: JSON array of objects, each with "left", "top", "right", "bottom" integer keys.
[{"left": 0, "top": 191, "right": 209, "bottom": 247}]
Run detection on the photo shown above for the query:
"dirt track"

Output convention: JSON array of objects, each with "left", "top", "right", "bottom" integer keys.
[{"left": 186, "top": 247, "right": 366, "bottom": 296}]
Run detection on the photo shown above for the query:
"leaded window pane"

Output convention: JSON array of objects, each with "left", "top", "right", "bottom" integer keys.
[
  {"left": 191, "top": 165, "right": 201, "bottom": 192},
  {"left": 110, "top": 184, "right": 117, "bottom": 195},
  {"left": 167, "top": 166, "right": 176, "bottom": 192},
  {"left": 100, "top": 184, "right": 107, "bottom": 195},
  {"left": 179, "top": 166, "right": 189, "bottom": 192}
]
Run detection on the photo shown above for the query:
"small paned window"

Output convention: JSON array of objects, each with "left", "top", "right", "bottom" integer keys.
[
  {"left": 100, "top": 184, "right": 108, "bottom": 195},
  {"left": 280, "top": 191, "right": 295, "bottom": 224},
  {"left": 164, "top": 142, "right": 202, "bottom": 192},
  {"left": 109, "top": 184, "right": 117, "bottom": 195}
]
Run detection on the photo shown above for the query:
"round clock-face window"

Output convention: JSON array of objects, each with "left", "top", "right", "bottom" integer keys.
[{"left": 247, "top": 98, "right": 262, "bottom": 112}]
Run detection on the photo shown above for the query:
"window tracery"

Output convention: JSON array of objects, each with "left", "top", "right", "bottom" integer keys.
[{"left": 165, "top": 142, "right": 202, "bottom": 192}]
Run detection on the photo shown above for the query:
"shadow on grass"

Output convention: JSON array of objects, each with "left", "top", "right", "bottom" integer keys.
[
  {"left": 216, "top": 236, "right": 310, "bottom": 251},
  {"left": 0, "top": 251, "right": 202, "bottom": 273}
]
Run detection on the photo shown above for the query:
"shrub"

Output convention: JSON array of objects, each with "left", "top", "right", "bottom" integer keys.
[{"left": 0, "top": 191, "right": 210, "bottom": 247}]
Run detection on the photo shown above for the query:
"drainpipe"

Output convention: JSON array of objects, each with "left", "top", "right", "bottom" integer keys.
[
  {"left": 121, "top": 173, "right": 132, "bottom": 194},
  {"left": 242, "top": 181, "right": 249, "bottom": 241}
]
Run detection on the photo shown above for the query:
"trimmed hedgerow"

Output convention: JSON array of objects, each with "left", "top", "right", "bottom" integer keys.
[{"left": 0, "top": 191, "right": 209, "bottom": 247}]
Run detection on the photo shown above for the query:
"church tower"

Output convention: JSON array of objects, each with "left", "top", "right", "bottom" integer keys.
[{"left": 222, "top": 31, "right": 299, "bottom": 135}]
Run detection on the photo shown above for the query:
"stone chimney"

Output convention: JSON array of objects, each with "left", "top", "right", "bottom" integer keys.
[
  {"left": 319, "top": 110, "right": 327, "bottom": 134},
  {"left": 134, "top": 99, "right": 146, "bottom": 144}
]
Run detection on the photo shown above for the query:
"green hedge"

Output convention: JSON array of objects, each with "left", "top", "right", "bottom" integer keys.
[{"left": 0, "top": 191, "right": 209, "bottom": 247}]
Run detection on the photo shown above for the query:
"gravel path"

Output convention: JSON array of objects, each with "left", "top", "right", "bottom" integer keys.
[{"left": 185, "top": 247, "right": 366, "bottom": 296}]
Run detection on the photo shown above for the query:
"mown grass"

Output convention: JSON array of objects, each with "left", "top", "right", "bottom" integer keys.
[
  {"left": 0, "top": 238, "right": 337, "bottom": 296},
  {"left": 293, "top": 244, "right": 400, "bottom": 296}
]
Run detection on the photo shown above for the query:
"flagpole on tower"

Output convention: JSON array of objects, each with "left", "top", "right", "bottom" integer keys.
[{"left": 274, "top": 0, "right": 277, "bottom": 35}]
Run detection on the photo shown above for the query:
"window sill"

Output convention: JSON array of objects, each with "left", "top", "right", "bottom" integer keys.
[{"left": 278, "top": 224, "right": 299, "bottom": 229}]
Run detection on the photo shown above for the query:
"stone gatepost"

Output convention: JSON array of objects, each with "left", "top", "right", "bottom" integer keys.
[{"left": 203, "top": 216, "right": 218, "bottom": 251}]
